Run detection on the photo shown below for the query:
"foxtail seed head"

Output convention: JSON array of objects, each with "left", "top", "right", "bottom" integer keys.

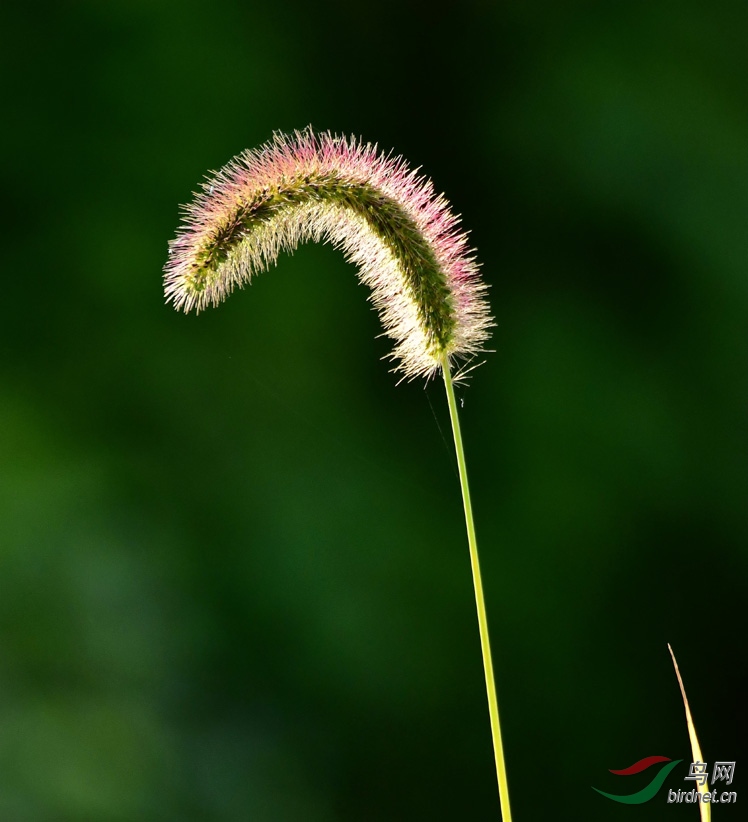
[{"left": 164, "top": 128, "right": 492, "bottom": 379}]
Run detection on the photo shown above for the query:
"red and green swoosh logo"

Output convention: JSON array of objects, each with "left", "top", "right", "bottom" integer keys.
[{"left": 592, "top": 756, "right": 683, "bottom": 804}]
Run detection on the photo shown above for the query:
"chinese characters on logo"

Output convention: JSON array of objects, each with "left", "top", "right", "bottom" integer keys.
[{"left": 685, "top": 761, "right": 736, "bottom": 787}]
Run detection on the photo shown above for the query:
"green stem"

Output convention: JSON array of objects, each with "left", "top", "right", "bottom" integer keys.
[{"left": 441, "top": 354, "right": 512, "bottom": 821}]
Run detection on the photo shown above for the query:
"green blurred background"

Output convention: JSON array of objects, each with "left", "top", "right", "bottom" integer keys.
[{"left": 1, "top": 1, "right": 746, "bottom": 819}]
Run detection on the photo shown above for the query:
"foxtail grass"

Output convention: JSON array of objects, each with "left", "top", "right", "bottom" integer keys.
[{"left": 165, "top": 127, "right": 512, "bottom": 819}]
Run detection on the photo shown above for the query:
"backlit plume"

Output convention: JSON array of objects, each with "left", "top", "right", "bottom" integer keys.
[{"left": 164, "top": 128, "right": 492, "bottom": 379}]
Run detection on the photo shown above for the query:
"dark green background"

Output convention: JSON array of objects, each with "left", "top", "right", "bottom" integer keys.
[{"left": 1, "top": 1, "right": 745, "bottom": 819}]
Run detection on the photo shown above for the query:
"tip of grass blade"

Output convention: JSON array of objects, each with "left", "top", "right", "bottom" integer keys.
[{"left": 668, "top": 643, "right": 711, "bottom": 822}]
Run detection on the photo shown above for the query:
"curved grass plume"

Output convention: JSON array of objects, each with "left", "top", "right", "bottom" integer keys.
[
  {"left": 165, "top": 127, "right": 492, "bottom": 380},
  {"left": 165, "top": 128, "right": 512, "bottom": 819}
]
